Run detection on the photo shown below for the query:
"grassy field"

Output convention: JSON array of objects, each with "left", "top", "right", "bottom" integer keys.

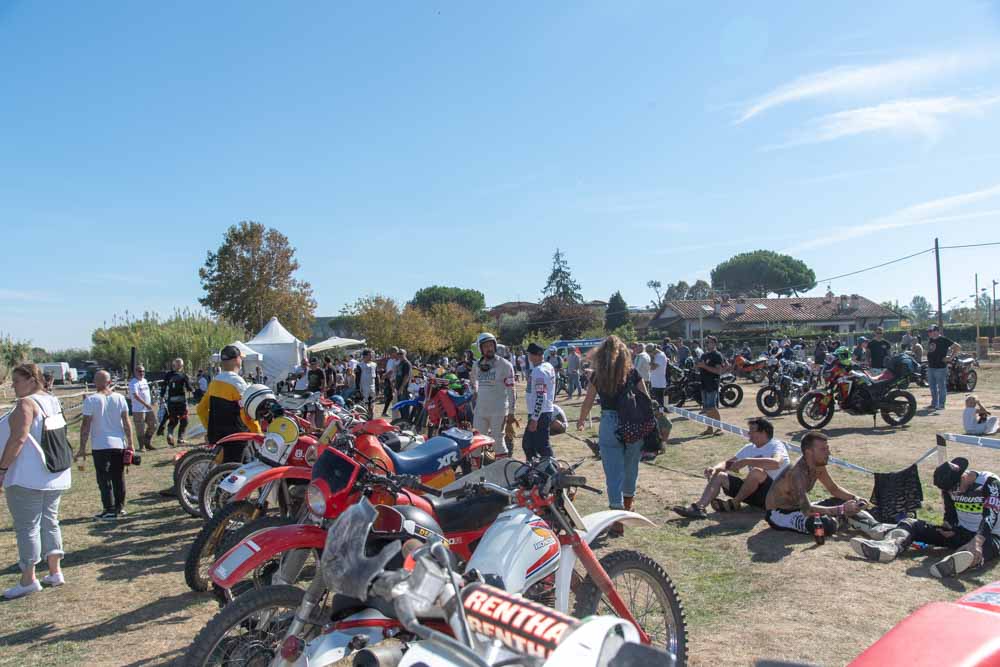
[{"left": 2, "top": 368, "right": 999, "bottom": 666}]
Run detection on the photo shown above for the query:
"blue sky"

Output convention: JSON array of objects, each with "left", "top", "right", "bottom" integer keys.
[{"left": 4, "top": 1, "right": 1000, "bottom": 349}]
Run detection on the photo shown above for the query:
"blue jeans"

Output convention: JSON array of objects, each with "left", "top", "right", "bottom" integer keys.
[
  {"left": 522, "top": 412, "right": 553, "bottom": 459},
  {"left": 598, "top": 411, "right": 643, "bottom": 509},
  {"left": 567, "top": 371, "right": 581, "bottom": 398},
  {"left": 927, "top": 367, "right": 948, "bottom": 409}
]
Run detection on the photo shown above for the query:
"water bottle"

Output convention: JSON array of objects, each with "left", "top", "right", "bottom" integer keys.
[{"left": 812, "top": 513, "right": 825, "bottom": 546}]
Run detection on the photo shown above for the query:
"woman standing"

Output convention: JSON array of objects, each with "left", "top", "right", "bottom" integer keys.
[
  {"left": 0, "top": 363, "right": 71, "bottom": 599},
  {"left": 576, "top": 336, "right": 647, "bottom": 536}
]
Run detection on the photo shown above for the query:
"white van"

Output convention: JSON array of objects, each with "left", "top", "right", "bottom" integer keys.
[{"left": 39, "top": 362, "right": 71, "bottom": 385}]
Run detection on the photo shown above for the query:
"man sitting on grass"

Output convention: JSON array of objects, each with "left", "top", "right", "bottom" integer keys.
[
  {"left": 850, "top": 457, "right": 1000, "bottom": 578},
  {"left": 763, "top": 430, "right": 890, "bottom": 539},
  {"left": 672, "top": 417, "right": 789, "bottom": 519}
]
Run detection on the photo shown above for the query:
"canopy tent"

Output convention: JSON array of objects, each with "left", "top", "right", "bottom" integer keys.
[
  {"left": 210, "top": 341, "right": 263, "bottom": 377},
  {"left": 547, "top": 338, "right": 605, "bottom": 354},
  {"left": 307, "top": 336, "right": 366, "bottom": 354},
  {"left": 246, "top": 317, "right": 306, "bottom": 386}
]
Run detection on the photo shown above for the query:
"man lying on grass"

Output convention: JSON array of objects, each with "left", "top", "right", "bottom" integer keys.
[
  {"left": 851, "top": 457, "right": 1000, "bottom": 578},
  {"left": 672, "top": 417, "right": 789, "bottom": 518},
  {"left": 763, "top": 430, "right": 891, "bottom": 539}
]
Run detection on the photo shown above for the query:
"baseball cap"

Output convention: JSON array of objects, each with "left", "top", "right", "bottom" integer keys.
[
  {"left": 927, "top": 324, "right": 940, "bottom": 332},
  {"left": 527, "top": 342, "right": 545, "bottom": 355},
  {"left": 933, "top": 457, "right": 969, "bottom": 491},
  {"left": 220, "top": 345, "right": 243, "bottom": 361}
]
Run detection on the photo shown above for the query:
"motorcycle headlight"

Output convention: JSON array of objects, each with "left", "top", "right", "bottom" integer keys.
[
  {"left": 264, "top": 434, "right": 281, "bottom": 455},
  {"left": 306, "top": 482, "right": 327, "bottom": 516},
  {"left": 304, "top": 445, "right": 318, "bottom": 466}
]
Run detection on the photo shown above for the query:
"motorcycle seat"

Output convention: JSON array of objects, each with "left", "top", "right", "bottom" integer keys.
[
  {"left": 440, "top": 427, "right": 475, "bottom": 449},
  {"left": 426, "top": 490, "right": 510, "bottom": 533},
  {"left": 382, "top": 436, "right": 460, "bottom": 476},
  {"left": 867, "top": 370, "right": 895, "bottom": 383},
  {"left": 447, "top": 390, "right": 474, "bottom": 406}
]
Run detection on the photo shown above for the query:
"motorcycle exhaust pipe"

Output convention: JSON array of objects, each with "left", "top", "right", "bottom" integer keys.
[{"left": 352, "top": 643, "right": 404, "bottom": 667}]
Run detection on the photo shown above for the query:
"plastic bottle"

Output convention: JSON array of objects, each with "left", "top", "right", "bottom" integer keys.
[{"left": 812, "top": 512, "right": 825, "bottom": 546}]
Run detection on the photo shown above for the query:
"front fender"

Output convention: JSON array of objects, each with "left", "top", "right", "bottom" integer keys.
[
  {"left": 391, "top": 399, "right": 423, "bottom": 410},
  {"left": 216, "top": 432, "right": 266, "bottom": 446},
  {"left": 210, "top": 524, "right": 326, "bottom": 589},
  {"left": 218, "top": 461, "right": 273, "bottom": 496},
  {"left": 229, "top": 464, "right": 312, "bottom": 501}
]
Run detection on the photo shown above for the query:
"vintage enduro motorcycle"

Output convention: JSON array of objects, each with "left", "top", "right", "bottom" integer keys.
[
  {"left": 197, "top": 456, "right": 686, "bottom": 666},
  {"left": 755, "top": 359, "right": 810, "bottom": 417},
  {"left": 796, "top": 361, "right": 917, "bottom": 429},
  {"left": 666, "top": 362, "right": 744, "bottom": 408},
  {"left": 731, "top": 353, "right": 769, "bottom": 383}
]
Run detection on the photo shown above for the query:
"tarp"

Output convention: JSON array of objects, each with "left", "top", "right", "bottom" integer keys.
[
  {"left": 210, "top": 341, "right": 263, "bottom": 362},
  {"left": 548, "top": 338, "right": 605, "bottom": 352},
  {"left": 246, "top": 317, "right": 306, "bottom": 386},
  {"left": 307, "top": 336, "right": 366, "bottom": 354}
]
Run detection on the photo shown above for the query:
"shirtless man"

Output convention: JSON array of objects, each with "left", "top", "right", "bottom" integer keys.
[{"left": 764, "top": 430, "right": 890, "bottom": 538}]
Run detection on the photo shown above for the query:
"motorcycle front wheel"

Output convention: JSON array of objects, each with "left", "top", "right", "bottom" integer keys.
[
  {"left": 185, "top": 500, "right": 261, "bottom": 592},
  {"left": 573, "top": 550, "right": 687, "bottom": 666},
  {"left": 755, "top": 387, "right": 784, "bottom": 417},
  {"left": 183, "top": 585, "right": 306, "bottom": 667},
  {"left": 880, "top": 389, "right": 916, "bottom": 426},
  {"left": 719, "top": 383, "right": 743, "bottom": 408},
  {"left": 199, "top": 462, "right": 243, "bottom": 520},
  {"left": 797, "top": 392, "right": 834, "bottom": 429},
  {"left": 965, "top": 370, "right": 978, "bottom": 391},
  {"left": 212, "top": 514, "right": 310, "bottom": 607}
]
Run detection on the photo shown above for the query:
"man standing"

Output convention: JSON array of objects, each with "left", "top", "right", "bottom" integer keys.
[
  {"left": 850, "top": 457, "right": 1000, "bottom": 578},
  {"left": 901, "top": 329, "right": 914, "bottom": 351},
  {"left": 128, "top": 365, "right": 156, "bottom": 451},
  {"left": 194, "top": 369, "right": 208, "bottom": 402},
  {"left": 79, "top": 370, "right": 133, "bottom": 520},
  {"left": 673, "top": 417, "right": 789, "bottom": 518},
  {"left": 866, "top": 327, "right": 891, "bottom": 370},
  {"left": 357, "top": 349, "right": 378, "bottom": 417},
  {"left": 161, "top": 358, "right": 193, "bottom": 447},
  {"left": 393, "top": 349, "right": 412, "bottom": 420},
  {"left": 196, "top": 345, "right": 261, "bottom": 462},
  {"left": 523, "top": 343, "right": 556, "bottom": 459},
  {"left": 472, "top": 333, "right": 516, "bottom": 457},
  {"left": 852, "top": 337, "right": 867, "bottom": 365},
  {"left": 565, "top": 347, "right": 582, "bottom": 399},
  {"left": 695, "top": 336, "right": 725, "bottom": 436},
  {"left": 293, "top": 356, "right": 309, "bottom": 392},
  {"left": 648, "top": 344, "right": 669, "bottom": 408},
  {"left": 813, "top": 338, "right": 828, "bottom": 365},
  {"left": 306, "top": 357, "right": 327, "bottom": 394},
  {"left": 381, "top": 347, "right": 399, "bottom": 416},
  {"left": 633, "top": 343, "right": 651, "bottom": 384},
  {"left": 676, "top": 339, "right": 690, "bottom": 366},
  {"left": 926, "top": 325, "right": 960, "bottom": 411}
]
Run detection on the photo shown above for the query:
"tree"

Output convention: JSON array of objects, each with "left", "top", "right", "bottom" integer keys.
[
  {"left": 410, "top": 286, "right": 486, "bottom": 314},
  {"left": 605, "top": 292, "right": 629, "bottom": 332},
  {"left": 398, "top": 305, "right": 443, "bottom": 357},
  {"left": 664, "top": 281, "right": 690, "bottom": 301},
  {"left": 342, "top": 295, "right": 401, "bottom": 353},
  {"left": 528, "top": 297, "right": 599, "bottom": 339},
  {"left": 646, "top": 280, "right": 664, "bottom": 310},
  {"left": 497, "top": 312, "right": 532, "bottom": 347},
  {"left": 908, "top": 296, "right": 933, "bottom": 324},
  {"left": 426, "top": 302, "right": 479, "bottom": 356},
  {"left": 1, "top": 334, "right": 32, "bottom": 383},
  {"left": 199, "top": 221, "right": 317, "bottom": 340},
  {"left": 710, "top": 250, "right": 816, "bottom": 297},
  {"left": 542, "top": 249, "right": 583, "bottom": 303},
  {"left": 687, "top": 280, "right": 712, "bottom": 300}
]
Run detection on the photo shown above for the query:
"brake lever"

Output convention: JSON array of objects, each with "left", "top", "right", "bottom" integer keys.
[{"left": 578, "top": 483, "right": 603, "bottom": 495}]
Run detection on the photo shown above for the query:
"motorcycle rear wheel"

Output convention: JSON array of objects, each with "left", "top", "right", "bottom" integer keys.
[
  {"left": 183, "top": 585, "right": 306, "bottom": 667},
  {"left": 175, "top": 451, "right": 216, "bottom": 518},
  {"left": 755, "top": 387, "right": 784, "bottom": 417},
  {"left": 880, "top": 389, "right": 916, "bottom": 426},
  {"left": 965, "top": 370, "right": 978, "bottom": 391},
  {"left": 573, "top": 549, "right": 687, "bottom": 666},
  {"left": 719, "top": 383, "right": 743, "bottom": 408},
  {"left": 199, "top": 462, "right": 243, "bottom": 520},
  {"left": 750, "top": 370, "right": 765, "bottom": 384},
  {"left": 185, "top": 500, "right": 260, "bottom": 592},
  {"left": 797, "top": 392, "right": 834, "bottom": 430}
]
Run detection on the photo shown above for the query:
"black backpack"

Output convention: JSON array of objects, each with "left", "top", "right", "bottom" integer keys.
[
  {"left": 29, "top": 396, "right": 74, "bottom": 473},
  {"left": 615, "top": 370, "right": 657, "bottom": 444}
]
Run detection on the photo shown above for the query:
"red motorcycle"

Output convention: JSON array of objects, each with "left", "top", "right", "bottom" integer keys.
[
  {"left": 731, "top": 354, "right": 768, "bottom": 383},
  {"left": 424, "top": 378, "right": 475, "bottom": 436}
]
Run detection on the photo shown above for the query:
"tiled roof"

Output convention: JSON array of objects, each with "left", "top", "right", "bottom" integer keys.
[{"left": 655, "top": 295, "right": 897, "bottom": 324}]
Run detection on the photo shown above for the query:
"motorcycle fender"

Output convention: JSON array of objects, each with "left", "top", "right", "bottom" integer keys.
[
  {"left": 391, "top": 399, "right": 423, "bottom": 411},
  {"left": 210, "top": 524, "right": 326, "bottom": 589},
  {"left": 218, "top": 461, "right": 273, "bottom": 496},
  {"left": 215, "top": 432, "right": 266, "bottom": 446},
  {"left": 230, "top": 465, "right": 312, "bottom": 501},
  {"left": 298, "top": 609, "right": 398, "bottom": 666}
]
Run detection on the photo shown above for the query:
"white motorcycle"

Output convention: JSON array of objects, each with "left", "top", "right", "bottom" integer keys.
[{"left": 184, "top": 457, "right": 687, "bottom": 666}]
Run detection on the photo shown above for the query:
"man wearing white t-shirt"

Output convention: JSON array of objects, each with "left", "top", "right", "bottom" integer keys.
[
  {"left": 673, "top": 417, "right": 789, "bottom": 518},
  {"left": 648, "top": 344, "right": 669, "bottom": 407},
  {"left": 381, "top": 347, "right": 399, "bottom": 416},
  {"left": 80, "top": 371, "right": 134, "bottom": 520},
  {"left": 128, "top": 365, "right": 156, "bottom": 451},
  {"left": 632, "top": 343, "right": 651, "bottom": 383}
]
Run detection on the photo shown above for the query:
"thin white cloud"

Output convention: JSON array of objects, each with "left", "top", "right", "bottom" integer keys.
[
  {"left": 769, "top": 95, "right": 1000, "bottom": 148},
  {"left": 737, "top": 52, "right": 992, "bottom": 123},
  {"left": 783, "top": 183, "right": 1000, "bottom": 254},
  {"left": 0, "top": 288, "right": 58, "bottom": 303}
]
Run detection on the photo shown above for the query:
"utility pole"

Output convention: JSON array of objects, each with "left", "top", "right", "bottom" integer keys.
[
  {"left": 934, "top": 238, "right": 944, "bottom": 329},
  {"left": 993, "top": 279, "right": 997, "bottom": 340},
  {"left": 975, "top": 273, "right": 980, "bottom": 341}
]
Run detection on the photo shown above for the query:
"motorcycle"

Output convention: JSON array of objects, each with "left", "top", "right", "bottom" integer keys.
[
  {"left": 424, "top": 377, "right": 476, "bottom": 436},
  {"left": 666, "top": 362, "right": 743, "bottom": 408},
  {"left": 755, "top": 360, "right": 810, "bottom": 417},
  {"left": 731, "top": 354, "right": 769, "bottom": 384},
  {"left": 796, "top": 361, "right": 917, "bottom": 429},
  {"left": 948, "top": 354, "right": 979, "bottom": 391}
]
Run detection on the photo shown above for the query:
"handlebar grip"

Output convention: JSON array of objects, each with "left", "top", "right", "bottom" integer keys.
[{"left": 559, "top": 474, "right": 588, "bottom": 489}]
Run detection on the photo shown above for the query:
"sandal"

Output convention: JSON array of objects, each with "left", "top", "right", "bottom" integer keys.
[
  {"left": 710, "top": 499, "right": 726, "bottom": 512},
  {"left": 672, "top": 503, "right": 707, "bottom": 519}
]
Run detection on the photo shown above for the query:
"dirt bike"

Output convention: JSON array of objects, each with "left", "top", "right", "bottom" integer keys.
[
  {"left": 731, "top": 354, "right": 769, "bottom": 383},
  {"left": 666, "top": 363, "right": 743, "bottom": 408},
  {"left": 796, "top": 362, "right": 917, "bottom": 429},
  {"left": 755, "top": 360, "right": 810, "bottom": 417},
  {"left": 948, "top": 355, "right": 979, "bottom": 391}
]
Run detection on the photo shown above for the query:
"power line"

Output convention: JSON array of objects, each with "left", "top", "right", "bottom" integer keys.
[{"left": 938, "top": 241, "right": 1000, "bottom": 250}]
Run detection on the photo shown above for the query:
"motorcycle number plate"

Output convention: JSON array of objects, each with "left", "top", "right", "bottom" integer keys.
[{"left": 213, "top": 539, "right": 261, "bottom": 580}]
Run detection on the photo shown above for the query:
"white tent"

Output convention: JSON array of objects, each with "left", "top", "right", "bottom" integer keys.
[
  {"left": 307, "top": 336, "right": 366, "bottom": 354},
  {"left": 246, "top": 317, "right": 306, "bottom": 386},
  {"left": 210, "top": 341, "right": 264, "bottom": 378}
]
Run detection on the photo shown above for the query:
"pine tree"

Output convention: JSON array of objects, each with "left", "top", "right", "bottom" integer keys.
[
  {"left": 542, "top": 248, "right": 583, "bottom": 303},
  {"left": 605, "top": 291, "right": 629, "bottom": 332}
]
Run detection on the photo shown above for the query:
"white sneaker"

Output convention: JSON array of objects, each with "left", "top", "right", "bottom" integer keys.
[
  {"left": 850, "top": 537, "right": 899, "bottom": 563},
  {"left": 42, "top": 573, "right": 65, "bottom": 587},
  {"left": 848, "top": 513, "right": 896, "bottom": 540},
  {"left": 930, "top": 551, "right": 976, "bottom": 578},
  {"left": 3, "top": 579, "right": 42, "bottom": 599}
]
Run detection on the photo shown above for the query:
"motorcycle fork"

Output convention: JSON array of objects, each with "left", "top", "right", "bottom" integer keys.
[{"left": 275, "top": 572, "right": 327, "bottom": 666}]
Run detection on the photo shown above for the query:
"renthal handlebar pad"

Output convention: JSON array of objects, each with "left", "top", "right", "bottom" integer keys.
[{"left": 461, "top": 583, "right": 579, "bottom": 659}]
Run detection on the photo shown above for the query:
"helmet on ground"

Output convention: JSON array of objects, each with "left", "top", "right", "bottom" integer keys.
[
  {"left": 331, "top": 395, "right": 346, "bottom": 408},
  {"left": 834, "top": 346, "right": 852, "bottom": 364},
  {"left": 242, "top": 384, "right": 275, "bottom": 421},
  {"left": 476, "top": 332, "right": 498, "bottom": 352}
]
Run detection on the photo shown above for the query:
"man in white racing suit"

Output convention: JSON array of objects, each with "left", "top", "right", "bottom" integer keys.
[{"left": 472, "top": 332, "right": 516, "bottom": 456}]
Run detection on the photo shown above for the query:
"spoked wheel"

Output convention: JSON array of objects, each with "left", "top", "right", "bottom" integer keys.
[
  {"left": 796, "top": 392, "right": 834, "bottom": 429},
  {"left": 185, "top": 500, "right": 261, "bottom": 592},
  {"left": 199, "top": 463, "right": 243, "bottom": 520},
  {"left": 183, "top": 585, "right": 307, "bottom": 667},
  {"left": 574, "top": 550, "right": 687, "bottom": 666},
  {"left": 176, "top": 451, "right": 216, "bottom": 518},
  {"left": 965, "top": 370, "right": 978, "bottom": 391},
  {"left": 719, "top": 383, "right": 743, "bottom": 408},
  {"left": 750, "top": 370, "right": 765, "bottom": 384},
  {"left": 881, "top": 389, "right": 917, "bottom": 426},
  {"left": 755, "top": 387, "right": 784, "bottom": 417}
]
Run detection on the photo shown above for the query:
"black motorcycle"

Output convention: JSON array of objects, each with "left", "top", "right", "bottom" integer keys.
[
  {"left": 667, "top": 362, "right": 743, "bottom": 408},
  {"left": 797, "top": 363, "right": 916, "bottom": 429},
  {"left": 756, "top": 360, "right": 809, "bottom": 417}
]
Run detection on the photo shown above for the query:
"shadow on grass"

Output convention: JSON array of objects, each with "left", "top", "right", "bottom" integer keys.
[
  {"left": 787, "top": 425, "right": 899, "bottom": 439},
  {"left": 746, "top": 529, "right": 803, "bottom": 562},
  {"left": 691, "top": 511, "right": 763, "bottom": 538}
]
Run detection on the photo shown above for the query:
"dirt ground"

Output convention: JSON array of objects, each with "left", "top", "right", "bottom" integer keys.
[{"left": 2, "top": 368, "right": 999, "bottom": 666}]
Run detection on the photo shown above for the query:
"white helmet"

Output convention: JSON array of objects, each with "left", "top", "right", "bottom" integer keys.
[
  {"left": 241, "top": 383, "right": 275, "bottom": 421},
  {"left": 476, "top": 332, "right": 498, "bottom": 352}
]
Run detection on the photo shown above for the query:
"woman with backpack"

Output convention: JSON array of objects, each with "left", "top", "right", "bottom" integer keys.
[
  {"left": 577, "top": 335, "right": 653, "bottom": 537},
  {"left": 0, "top": 363, "right": 72, "bottom": 599}
]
